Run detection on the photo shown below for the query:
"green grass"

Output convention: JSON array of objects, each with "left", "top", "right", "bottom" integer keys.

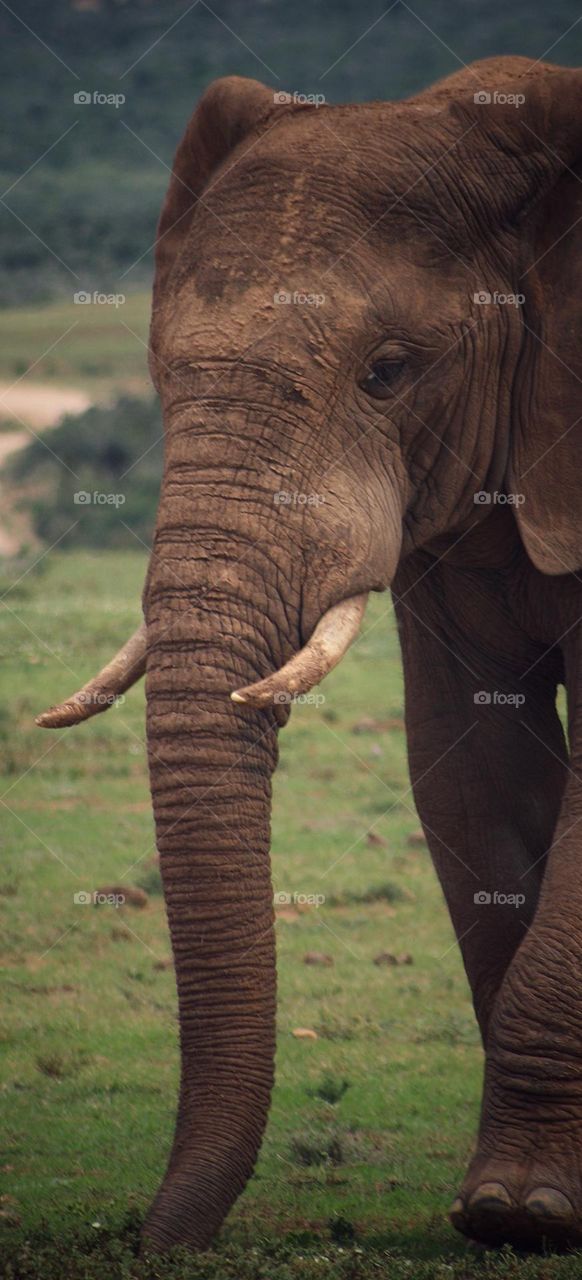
[
  {"left": 0, "top": 294, "right": 150, "bottom": 395},
  {"left": 0, "top": 551, "right": 579, "bottom": 1278}
]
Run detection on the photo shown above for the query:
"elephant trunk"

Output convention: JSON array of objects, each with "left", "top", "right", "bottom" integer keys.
[{"left": 141, "top": 556, "right": 285, "bottom": 1251}]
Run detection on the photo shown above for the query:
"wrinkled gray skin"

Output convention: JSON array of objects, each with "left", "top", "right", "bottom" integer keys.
[{"left": 44, "top": 55, "right": 582, "bottom": 1252}]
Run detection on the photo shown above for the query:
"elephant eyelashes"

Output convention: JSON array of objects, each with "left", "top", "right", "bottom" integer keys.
[{"left": 360, "top": 359, "right": 405, "bottom": 399}]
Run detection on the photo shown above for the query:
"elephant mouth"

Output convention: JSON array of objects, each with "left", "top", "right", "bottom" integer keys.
[
  {"left": 231, "top": 591, "right": 368, "bottom": 708},
  {"left": 34, "top": 593, "right": 369, "bottom": 728}
]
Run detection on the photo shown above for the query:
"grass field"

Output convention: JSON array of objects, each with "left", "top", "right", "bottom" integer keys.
[
  {"left": 0, "top": 551, "right": 581, "bottom": 1279},
  {"left": 0, "top": 295, "right": 151, "bottom": 396}
]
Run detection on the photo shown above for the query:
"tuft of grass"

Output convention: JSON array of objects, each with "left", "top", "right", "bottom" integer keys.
[
  {"left": 289, "top": 1132, "right": 345, "bottom": 1167},
  {"left": 307, "top": 1075, "right": 351, "bottom": 1105},
  {"left": 35, "top": 1051, "right": 89, "bottom": 1079},
  {"left": 137, "top": 864, "right": 163, "bottom": 897},
  {"left": 325, "top": 882, "right": 405, "bottom": 907}
]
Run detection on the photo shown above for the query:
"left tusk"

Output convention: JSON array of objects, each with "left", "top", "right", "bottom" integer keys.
[
  {"left": 231, "top": 593, "right": 368, "bottom": 709},
  {"left": 36, "top": 623, "right": 147, "bottom": 728}
]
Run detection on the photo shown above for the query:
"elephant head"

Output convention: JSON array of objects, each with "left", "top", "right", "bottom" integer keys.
[{"left": 37, "top": 57, "right": 582, "bottom": 1250}]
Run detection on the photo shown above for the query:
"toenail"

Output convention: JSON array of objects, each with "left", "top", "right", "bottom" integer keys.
[
  {"left": 524, "top": 1187, "right": 575, "bottom": 1223},
  {"left": 468, "top": 1181, "right": 513, "bottom": 1213}
]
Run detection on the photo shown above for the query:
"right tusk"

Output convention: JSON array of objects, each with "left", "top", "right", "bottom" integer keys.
[
  {"left": 36, "top": 623, "right": 147, "bottom": 729},
  {"left": 231, "top": 593, "right": 368, "bottom": 709}
]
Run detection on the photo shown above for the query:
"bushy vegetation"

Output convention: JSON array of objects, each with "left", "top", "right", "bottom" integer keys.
[
  {"left": 2, "top": 0, "right": 582, "bottom": 303},
  {"left": 8, "top": 394, "right": 162, "bottom": 548}
]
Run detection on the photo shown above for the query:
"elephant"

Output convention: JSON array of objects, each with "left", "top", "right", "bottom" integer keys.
[{"left": 37, "top": 54, "right": 582, "bottom": 1253}]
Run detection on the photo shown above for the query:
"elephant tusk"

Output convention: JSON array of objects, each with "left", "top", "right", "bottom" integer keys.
[
  {"left": 35, "top": 623, "right": 147, "bottom": 728},
  {"left": 231, "top": 593, "right": 368, "bottom": 709}
]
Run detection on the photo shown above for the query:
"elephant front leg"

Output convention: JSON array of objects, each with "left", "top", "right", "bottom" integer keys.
[
  {"left": 394, "top": 557, "right": 572, "bottom": 1249},
  {"left": 394, "top": 559, "right": 567, "bottom": 1044},
  {"left": 453, "top": 755, "right": 582, "bottom": 1251}
]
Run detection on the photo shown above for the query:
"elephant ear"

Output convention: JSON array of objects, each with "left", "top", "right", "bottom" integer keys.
[
  {"left": 451, "top": 66, "right": 582, "bottom": 574},
  {"left": 149, "top": 76, "right": 276, "bottom": 366}
]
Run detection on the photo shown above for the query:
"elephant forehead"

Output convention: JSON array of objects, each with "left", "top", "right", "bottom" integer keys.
[
  {"left": 190, "top": 158, "right": 370, "bottom": 278},
  {"left": 158, "top": 250, "right": 468, "bottom": 382},
  {"left": 186, "top": 106, "right": 463, "bottom": 299},
  {"left": 161, "top": 271, "right": 365, "bottom": 363}
]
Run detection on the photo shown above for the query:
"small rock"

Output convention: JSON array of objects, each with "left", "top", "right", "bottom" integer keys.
[
  {"left": 373, "top": 950, "right": 414, "bottom": 967},
  {"left": 351, "top": 716, "right": 379, "bottom": 734},
  {"left": 95, "top": 884, "right": 148, "bottom": 908},
  {"left": 303, "top": 952, "right": 334, "bottom": 967},
  {"left": 0, "top": 1195, "right": 21, "bottom": 1225},
  {"left": 366, "top": 832, "right": 388, "bottom": 848},
  {"left": 407, "top": 829, "right": 426, "bottom": 847},
  {"left": 276, "top": 907, "right": 300, "bottom": 923},
  {"left": 351, "top": 716, "right": 405, "bottom": 734},
  {"left": 292, "top": 1027, "right": 318, "bottom": 1040},
  {"left": 153, "top": 957, "right": 173, "bottom": 971}
]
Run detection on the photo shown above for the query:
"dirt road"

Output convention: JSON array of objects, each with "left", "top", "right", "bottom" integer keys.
[{"left": 0, "top": 381, "right": 91, "bottom": 555}]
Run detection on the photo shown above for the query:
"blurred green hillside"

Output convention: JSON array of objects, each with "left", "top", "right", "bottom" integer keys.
[{"left": 1, "top": 0, "right": 582, "bottom": 304}]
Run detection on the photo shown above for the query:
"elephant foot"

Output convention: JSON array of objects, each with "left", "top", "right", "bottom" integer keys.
[{"left": 450, "top": 1164, "right": 582, "bottom": 1251}]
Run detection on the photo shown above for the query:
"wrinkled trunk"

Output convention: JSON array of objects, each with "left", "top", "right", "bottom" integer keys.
[
  {"left": 138, "top": 370, "right": 394, "bottom": 1247},
  {"left": 142, "top": 657, "right": 278, "bottom": 1249},
  {"left": 140, "top": 398, "right": 299, "bottom": 1247}
]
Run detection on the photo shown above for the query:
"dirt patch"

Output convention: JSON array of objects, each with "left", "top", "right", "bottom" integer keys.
[
  {"left": 0, "top": 381, "right": 91, "bottom": 555},
  {"left": 0, "top": 382, "right": 90, "bottom": 431}
]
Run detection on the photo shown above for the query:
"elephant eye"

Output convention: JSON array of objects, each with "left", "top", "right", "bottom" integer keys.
[{"left": 360, "top": 359, "right": 405, "bottom": 399}]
